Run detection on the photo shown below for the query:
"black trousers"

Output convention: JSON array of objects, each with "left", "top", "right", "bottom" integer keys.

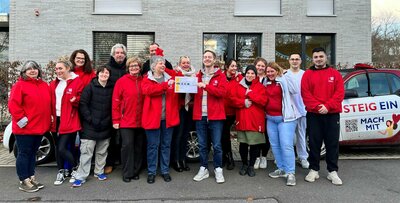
[
  {"left": 307, "top": 112, "right": 340, "bottom": 172},
  {"left": 239, "top": 143, "right": 259, "bottom": 166},
  {"left": 222, "top": 115, "right": 235, "bottom": 156},
  {"left": 120, "top": 128, "right": 145, "bottom": 178},
  {"left": 54, "top": 117, "right": 77, "bottom": 170},
  {"left": 106, "top": 129, "right": 121, "bottom": 167},
  {"left": 259, "top": 131, "right": 270, "bottom": 157}
]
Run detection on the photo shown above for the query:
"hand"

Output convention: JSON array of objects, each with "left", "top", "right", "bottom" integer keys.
[
  {"left": 168, "top": 79, "right": 175, "bottom": 86},
  {"left": 113, "top": 124, "right": 120, "bottom": 129},
  {"left": 318, "top": 104, "right": 328, "bottom": 114},
  {"left": 245, "top": 88, "right": 252, "bottom": 95},
  {"left": 245, "top": 99, "right": 252, "bottom": 108},
  {"left": 197, "top": 82, "right": 206, "bottom": 88},
  {"left": 17, "top": 116, "right": 28, "bottom": 128},
  {"left": 51, "top": 115, "right": 54, "bottom": 123},
  {"left": 70, "top": 96, "right": 76, "bottom": 102}
]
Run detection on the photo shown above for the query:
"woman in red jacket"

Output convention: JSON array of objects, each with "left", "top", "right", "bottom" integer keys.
[
  {"left": 142, "top": 56, "right": 180, "bottom": 184},
  {"left": 50, "top": 57, "right": 84, "bottom": 186},
  {"left": 8, "top": 61, "right": 51, "bottom": 192},
  {"left": 112, "top": 57, "right": 145, "bottom": 182},
  {"left": 70, "top": 49, "right": 96, "bottom": 87},
  {"left": 229, "top": 65, "right": 267, "bottom": 177}
]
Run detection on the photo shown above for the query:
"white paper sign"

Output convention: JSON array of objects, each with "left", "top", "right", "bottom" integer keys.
[{"left": 174, "top": 76, "right": 198, "bottom": 93}]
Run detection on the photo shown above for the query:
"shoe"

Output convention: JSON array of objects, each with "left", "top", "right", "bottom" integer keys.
[
  {"left": 69, "top": 170, "right": 78, "bottom": 183},
  {"left": 305, "top": 169, "right": 319, "bottom": 182},
  {"left": 104, "top": 166, "right": 113, "bottom": 174},
  {"left": 29, "top": 176, "right": 44, "bottom": 189},
  {"left": 122, "top": 176, "right": 131, "bottom": 183},
  {"left": 239, "top": 164, "right": 248, "bottom": 176},
  {"left": 247, "top": 166, "right": 256, "bottom": 177},
  {"left": 54, "top": 170, "right": 65, "bottom": 185},
  {"left": 64, "top": 169, "right": 71, "bottom": 177},
  {"left": 72, "top": 179, "right": 85, "bottom": 187},
  {"left": 19, "top": 178, "right": 39, "bottom": 193},
  {"left": 132, "top": 175, "right": 140, "bottom": 180},
  {"left": 162, "top": 174, "right": 172, "bottom": 182},
  {"left": 286, "top": 173, "right": 296, "bottom": 186},
  {"left": 254, "top": 157, "right": 260, "bottom": 169},
  {"left": 327, "top": 171, "right": 343, "bottom": 185},
  {"left": 214, "top": 167, "right": 225, "bottom": 184},
  {"left": 172, "top": 161, "right": 183, "bottom": 172},
  {"left": 181, "top": 161, "right": 190, "bottom": 171},
  {"left": 259, "top": 157, "right": 267, "bottom": 169},
  {"left": 269, "top": 169, "right": 287, "bottom": 178},
  {"left": 297, "top": 159, "right": 310, "bottom": 169},
  {"left": 94, "top": 173, "right": 107, "bottom": 181},
  {"left": 147, "top": 175, "right": 155, "bottom": 184},
  {"left": 193, "top": 166, "right": 209, "bottom": 182},
  {"left": 226, "top": 152, "right": 235, "bottom": 170}
]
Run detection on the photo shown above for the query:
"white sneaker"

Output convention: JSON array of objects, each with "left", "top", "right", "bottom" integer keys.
[
  {"left": 327, "top": 171, "right": 343, "bottom": 185},
  {"left": 69, "top": 170, "right": 78, "bottom": 183},
  {"left": 54, "top": 170, "right": 65, "bottom": 185},
  {"left": 286, "top": 173, "right": 296, "bottom": 186},
  {"left": 268, "top": 169, "right": 287, "bottom": 178},
  {"left": 254, "top": 157, "right": 260, "bottom": 169},
  {"left": 193, "top": 166, "right": 209, "bottom": 182},
  {"left": 259, "top": 157, "right": 267, "bottom": 169},
  {"left": 297, "top": 159, "right": 310, "bottom": 169},
  {"left": 305, "top": 169, "right": 319, "bottom": 182},
  {"left": 214, "top": 167, "right": 225, "bottom": 184}
]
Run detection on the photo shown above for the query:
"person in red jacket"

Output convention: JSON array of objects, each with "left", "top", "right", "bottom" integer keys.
[
  {"left": 222, "top": 59, "right": 242, "bottom": 170},
  {"left": 302, "top": 47, "right": 344, "bottom": 185},
  {"left": 50, "top": 57, "right": 84, "bottom": 186},
  {"left": 112, "top": 57, "right": 145, "bottom": 183},
  {"left": 229, "top": 65, "right": 267, "bottom": 177},
  {"left": 70, "top": 49, "right": 96, "bottom": 87},
  {"left": 8, "top": 61, "right": 51, "bottom": 192},
  {"left": 192, "top": 50, "right": 228, "bottom": 184},
  {"left": 142, "top": 55, "right": 180, "bottom": 184}
]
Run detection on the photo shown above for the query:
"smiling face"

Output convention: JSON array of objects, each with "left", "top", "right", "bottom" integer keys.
[
  {"left": 255, "top": 61, "right": 266, "bottom": 76},
  {"left": 245, "top": 69, "right": 256, "bottom": 82},
  {"left": 24, "top": 67, "right": 39, "bottom": 79},
  {"left": 179, "top": 57, "right": 191, "bottom": 71},
  {"left": 55, "top": 63, "right": 71, "bottom": 80},
  {"left": 312, "top": 51, "right": 328, "bottom": 69},
  {"left": 149, "top": 44, "right": 159, "bottom": 56},
  {"left": 113, "top": 48, "right": 126, "bottom": 64},
  {"left": 128, "top": 62, "right": 141, "bottom": 76},
  {"left": 98, "top": 68, "right": 110, "bottom": 83},
  {"left": 74, "top": 53, "right": 85, "bottom": 67},
  {"left": 203, "top": 51, "right": 215, "bottom": 68},
  {"left": 289, "top": 54, "right": 302, "bottom": 70},
  {"left": 226, "top": 61, "right": 237, "bottom": 76},
  {"left": 266, "top": 66, "right": 278, "bottom": 81},
  {"left": 154, "top": 61, "right": 166, "bottom": 75}
]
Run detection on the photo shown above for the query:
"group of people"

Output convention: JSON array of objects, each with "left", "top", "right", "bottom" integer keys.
[{"left": 8, "top": 43, "right": 344, "bottom": 193}]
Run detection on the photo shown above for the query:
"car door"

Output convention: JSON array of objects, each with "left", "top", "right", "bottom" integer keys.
[{"left": 340, "top": 71, "right": 400, "bottom": 144}]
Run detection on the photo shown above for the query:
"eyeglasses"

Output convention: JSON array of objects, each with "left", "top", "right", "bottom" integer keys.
[
  {"left": 129, "top": 64, "right": 140, "bottom": 67},
  {"left": 290, "top": 58, "right": 301, "bottom": 61},
  {"left": 75, "top": 57, "right": 85, "bottom": 61}
]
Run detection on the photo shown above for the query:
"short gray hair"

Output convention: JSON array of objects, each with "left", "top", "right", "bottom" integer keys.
[
  {"left": 150, "top": 55, "right": 165, "bottom": 70},
  {"left": 20, "top": 60, "right": 42, "bottom": 79},
  {"left": 110, "top": 43, "right": 127, "bottom": 56}
]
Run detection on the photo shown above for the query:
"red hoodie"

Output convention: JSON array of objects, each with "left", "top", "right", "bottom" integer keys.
[
  {"left": 73, "top": 66, "right": 96, "bottom": 87},
  {"left": 8, "top": 77, "right": 51, "bottom": 135},
  {"left": 50, "top": 76, "right": 84, "bottom": 134},
  {"left": 193, "top": 68, "right": 228, "bottom": 120},
  {"left": 301, "top": 66, "right": 344, "bottom": 114},
  {"left": 229, "top": 78, "right": 267, "bottom": 132},
  {"left": 112, "top": 74, "right": 143, "bottom": 128}
]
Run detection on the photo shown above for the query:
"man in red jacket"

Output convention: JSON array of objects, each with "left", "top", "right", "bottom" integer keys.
[{"left": 301, "top": 47, "right": 344, "bottom": 185}]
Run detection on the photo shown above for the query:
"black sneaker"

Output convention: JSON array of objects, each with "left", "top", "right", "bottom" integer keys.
[
  {"left": 239, "top": 165, "right": 248, "bottom": 176},
  {"left": 247, "top": 166, "right": 256, "bottom": 177},
  {"left": 147, "top": 175, "right": 155, "bottom": 184},
  {"left": 162, "top": 174, "right": 172, "bottom": 182},
  {"left": 19, "top": 178, "right": 39, "bottom": 193}
]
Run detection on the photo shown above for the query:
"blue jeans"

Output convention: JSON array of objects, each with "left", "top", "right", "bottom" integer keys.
[
  {"left": 266, "top": 115, "right": 296, "bottom": 174},
  {"left": 196, "top": 117, "right": 223, "bottom": 169},
  {"left": 145, "top": 120, "right": 173, "bottom": 175},
  {"left": 15, "top": 134, "right": 43, "bottom": 181}
]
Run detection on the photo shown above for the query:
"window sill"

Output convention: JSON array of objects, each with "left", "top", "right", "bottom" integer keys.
[
  {"left": 234, "top": 14, "right": 283, "bottom": 17},
  {"left": 306, "top": 14, "right": 337, "bottom": 17},
  {"left": 92, "top": 12, "right": 142, "bottom": 15}
]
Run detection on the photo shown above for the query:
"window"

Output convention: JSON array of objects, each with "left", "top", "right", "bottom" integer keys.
[
  {"left": 93, "top": 0, "right": 142, "bottom": 14},
  {"left": 275, "top": 34, "right": 335, "bottom": 69},
  {"left": 307, "top": 0, "right": 334, "bottom": 16},
  {"left": 345, "top": 74, "right": 368, "bottom": 97},
  {"left": 93, "top": 32, "right": 154, "bottom": 65},
  {"left": 370, "top": 73, "right": 391, "bottom": 96},
  {"left": 387, "top": 73, "right": 400, "bottom": 93},
  {"left": 234, "top": 0, "right": 281, "bottom": 16},
  {"left": 203, "top": 33, "right": 261, "bottom": 70}
]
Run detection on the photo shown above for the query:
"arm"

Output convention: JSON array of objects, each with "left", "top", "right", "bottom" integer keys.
[
  {"left": 228, "top": 84, "right": 246, "bottom": 108},
  {"left": 79, "top": 84, "right": 93, "bottom": 123},
  {"left": 324, "top": 71, "right": 345, "bottom": 112},
  {"left": 284, "top": 74, "right": 299, "bottom": 95},
  {"left": 70, "top": 79, "right": 84, "bottom": 107},
  {"left": 301, "top": 71, "right": 321, "bottom": 111},
  {"left": 8, "top": 82, "right": 26, "bottom": 121},
  {"left": 247, "top": 85, "right": 268, "bottom": 107},
  {"left": 203, "top": 74, "right": 227, "bottom": 98},
  {"left": 141, "top": 77, "right": 169, "bottom": 96},
  {"left": 112, "top": 81, "right": 122, "bottom": 127}
]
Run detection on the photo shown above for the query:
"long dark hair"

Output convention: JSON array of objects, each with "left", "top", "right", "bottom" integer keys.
[{"left": 70, "top": 49, "right": 93, "bottom": 74}]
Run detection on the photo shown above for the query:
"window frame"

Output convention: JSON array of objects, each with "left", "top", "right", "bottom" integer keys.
[
  {"left": 234, "top": 0, "right": 282, "bottom": 17},
  {"left": 307, "top": 0, "right": 336, "bottom": 17},
  {"left": 92, "top": 0, "right": 142, "bottom": 15}
]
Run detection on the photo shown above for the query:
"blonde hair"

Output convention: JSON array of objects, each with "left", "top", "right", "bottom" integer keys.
[
  {"left": 57, "top": 56, "right": 73, "bottom": 70},
  {"left": 126, "top": 57, "right": 142, "bottom": 72},
  {"left": 267, "top": 62, "right": 283, "bottom": 76}
]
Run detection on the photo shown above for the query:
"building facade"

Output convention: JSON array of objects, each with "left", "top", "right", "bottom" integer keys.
[{"left": 9, "top": 0, "right": 371, "bottom": 69}]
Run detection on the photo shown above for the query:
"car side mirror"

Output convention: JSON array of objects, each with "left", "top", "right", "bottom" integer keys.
[{"left": 345, "top": 89, "right": 358, "bottom": 99}]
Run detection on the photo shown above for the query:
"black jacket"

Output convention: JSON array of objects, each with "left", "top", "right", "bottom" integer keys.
[
  {"left": 141, "top": 59, "right": 173, "bottom": 75},
  {"left": 79, "top": 78, "right": 114, "bottom": 140},
  {"left": 108, "top": 56, "right": 127, "bottom": 83}
]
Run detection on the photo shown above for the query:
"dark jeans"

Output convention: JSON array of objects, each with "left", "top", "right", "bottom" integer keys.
[
  {"left": 307, "top": 112, "right": 340, "bottom": 172},
  {"left": 120, "top": 128, "right": 145, "bottom": 178},
  {"left": 106, "top": 128, "right": 121, "bottom": 167},
  {"left": 196, "top": 117, "right": 223, "bottom": 169},
  {"left": 222, "top": 115, "right": 235, "bottom": 156},
  {"left": 15, "top": 134, "right": 43, "bottom": 181},
  {"left": 172, "top": 107, "right": 193, "bottom": 162}
]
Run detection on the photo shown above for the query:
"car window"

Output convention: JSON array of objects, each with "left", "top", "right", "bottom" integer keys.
[
  {"left": 369, "top": 73, "right": 390, "bottom": 96},
  {"left": 345, "top": 73, "right": 368, "bottom": 97},
  {"left": 387, "top": 73, "right": 400, "bottom": 93}
]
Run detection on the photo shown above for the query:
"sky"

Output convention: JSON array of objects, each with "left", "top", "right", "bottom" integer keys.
[
  {"left": 0, "top": 0, "right": 9, "bottom": 13},
  {"left": 371, "top": 0, "right": 400, "bottom": 18}
]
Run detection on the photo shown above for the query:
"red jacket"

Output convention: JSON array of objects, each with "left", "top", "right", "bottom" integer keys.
[
  {"left": 73, "top": 66, "right": 96, "bottom": 87},
  {"left": 50, "top": 76, "right": 84, "bottom": 134},
  {"left": 224, "top": 73, "right": 243, "bottom": 116},
  {"left": 112, "top": 74, "right": 143, "bottom": 128},
  {"left": 301, "top": 66, "right": 344, "bottom": 114},
  {"left": 141, "top": 71, "right": 180, "bottom": 129},
  {"left": 229, "top": 78, "right": 267, "bottom": 132},
  {"left": 8, "top": 77, "right": 51, "bottom": 135},
  {"left": 193, "top": 68, "right": 228, "bottom": 120}
]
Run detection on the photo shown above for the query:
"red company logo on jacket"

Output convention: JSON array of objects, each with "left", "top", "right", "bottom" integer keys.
[
  {"left": 328, "top": 77, "right": 334, "bottom": 83},
  {"left": 213, "top": 80, "right": 218, "bottom": 86},
  {"left": 66, "top": 88, "right": 73, "bottom": 94}
]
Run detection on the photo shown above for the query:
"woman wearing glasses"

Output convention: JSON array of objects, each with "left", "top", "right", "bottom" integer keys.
[{"left": 70, "top": 49, "right": 96, "bottom": 87}]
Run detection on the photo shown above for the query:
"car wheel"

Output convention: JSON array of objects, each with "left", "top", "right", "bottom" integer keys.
[
  {"left": 13, "top": 132, "right": 55, "bottom": 165},
  {"left": 186, "top": 131, "right": 200, "bottom": 162},
  {"left": 306, "top": 136, "right": 327, "bottom": 159}
]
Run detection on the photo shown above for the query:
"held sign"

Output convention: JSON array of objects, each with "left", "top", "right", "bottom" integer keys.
[{"left": 174, "top": 76, "right": 198, "bottom": 93}]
